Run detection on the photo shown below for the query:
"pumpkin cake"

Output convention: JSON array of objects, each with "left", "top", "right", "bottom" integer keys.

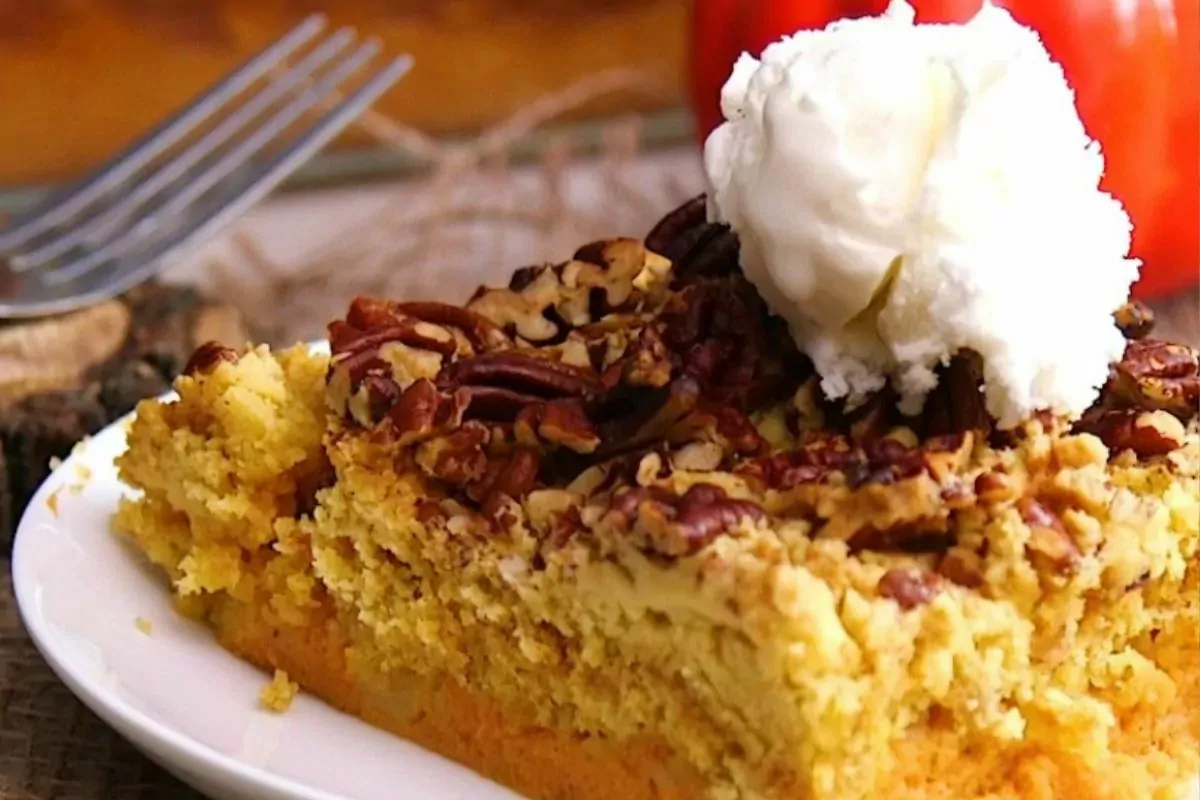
[{"left": 112, "top": 197, "right": 1200, "bottom": 800}]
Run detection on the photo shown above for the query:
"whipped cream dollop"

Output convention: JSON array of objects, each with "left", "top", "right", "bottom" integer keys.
[{"left": 703, "top": 0, "right": 1138, "bottom": 428}]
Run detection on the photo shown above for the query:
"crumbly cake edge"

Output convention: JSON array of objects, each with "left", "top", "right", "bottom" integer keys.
[{"left": 206, "top": 585, "right": 1200, "bottom": 800}]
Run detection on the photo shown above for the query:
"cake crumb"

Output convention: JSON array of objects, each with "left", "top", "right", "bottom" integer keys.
[
  {"left": 71, "top": 437, "right": 91, "bottom": 457},
  {"left": 259, "top": 669, "right": 299, "bottom": 712},
  {"left": 74, "top": 463, "right": 92, "bottom": 481},
  {"left": 45, "top": 487, "right": 62, "bottom": 516},
  {"left": 134, "top": 617, "right": 153, "bottom": 636},
  {"left": 48, "top": 456, "right": 62, "bottom": 471}
]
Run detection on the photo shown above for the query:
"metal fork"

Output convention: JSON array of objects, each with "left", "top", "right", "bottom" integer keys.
[{"left": 0, "top": 15, "right": 412, "bottom": 319}]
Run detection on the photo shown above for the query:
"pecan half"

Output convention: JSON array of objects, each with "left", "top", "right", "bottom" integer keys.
[
  {"left": 391, "top": 301, "right": 510, "bottom": 353},
  {"left": 878, "top": 568, "right": 943, "bottom": 610},
  {"left": 672, "top": 484, "right": 766, "bottom": 553},
  {"left": 1018, "top": 497, "right": 1081, "bottom": 574},
  {"left": 1076, "top": 408, "right": 1186, "bottom": 457},
  {"left": 644, "top": 194, "right": 707, "bottom": 260},
  {"left": 387, "top": 379, "right": 467, "bottom": 444},
  {"left": 183, "top": 341, "right": 237, "bottom": 376},
  {"left": 438, "top": 352, "right": 602, "bottom": 399},
  {"left": 674, "top": 224, "right": 741, "bottom": 282}
]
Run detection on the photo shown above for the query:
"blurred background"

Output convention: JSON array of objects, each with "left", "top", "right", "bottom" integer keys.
[{"left": 1, "top": 1, "right": 1195, "bottom": 342}]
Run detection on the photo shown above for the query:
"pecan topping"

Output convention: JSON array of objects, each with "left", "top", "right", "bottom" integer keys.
[
  {"left": 515, "top": 398, "right": 601, "bottom": 454},
  {"left": 438, "top": 352, "right": 602, "bottom": 399},
  {"left": 673, "top": 484, "right": 766, "bottom": 553},
  {"left": 388, "top": 379, "right": 467, "bottom": 444},
  {"left": 1114, "top": 301, "right": 1155, "bottom": 340},
  {"left": 611, "top": 483, "right": 766, "bottom": 557},
  {"left": 469, "top": 448, "right": 541, "bottom": 514},
  {"left": 1018, "top": 497, "right": 1080, "bottom": 574},
  {"left": 938, "top": 547, "right": 984, "bottom": 589},
  {"left": 183, "top": 341, "right": 237, "bottom": 376},
  {"left": 1103, "top": 339, "right": 1200, "bottom": 420},
  {"left": 622, "top": 324, "right": 674, "bottom": 388},
  {"left": 416, "top": 422, "right": 491, "bottom": 485},
  {"left": 391, "top": 301, "right": 510, "bottom": 352},
  {"left": 1076, "top": 408, "right": 1186, "bottom": 458},
  {"left": 974, "top": 470, "right": 1017, "bottom": 504},
  {"left": 878, "top": 568, "right": 943, "bottom": 610},
  {"left": 468, "top": 239, "right": 669, "bottom": 345}
]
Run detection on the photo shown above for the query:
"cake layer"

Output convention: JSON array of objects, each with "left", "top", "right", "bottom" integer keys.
[
  {"left": 207, "top": 583, "right": 1200, "bottom": 800},
  {"left": 114, "top": 342, "right": 1200, "bottom": 800}
]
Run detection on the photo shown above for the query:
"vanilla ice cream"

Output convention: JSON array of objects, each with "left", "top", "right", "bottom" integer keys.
[{"left": 703, "top": 0, "right": 1139, "bottom": 428}]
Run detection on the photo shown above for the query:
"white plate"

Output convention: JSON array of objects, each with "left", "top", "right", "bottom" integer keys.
[
  {"left": 11, "top": 409, "right": 521, "bottom": 800},
  {"left": 11, "top": 406, "right": 1200, "bottom": 800}
]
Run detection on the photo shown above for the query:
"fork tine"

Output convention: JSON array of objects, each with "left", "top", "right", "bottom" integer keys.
[
  {"left": 0, "top": 14, "right": 327, "bottom": 254},
  {"left": 41, "top": 53, "right": 413, "bottom": 290},
  {"left": 13, "top": 27, "right": 359, "bottom": 272}
]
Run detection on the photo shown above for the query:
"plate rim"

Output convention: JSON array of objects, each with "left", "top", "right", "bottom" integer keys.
[{"left": 11, "top": 406, "right": 346, "bottom": 800}]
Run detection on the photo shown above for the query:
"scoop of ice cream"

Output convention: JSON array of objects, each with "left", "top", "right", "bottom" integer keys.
[{"left": 703, "top": 0, "right": 1138, "bottom": 428}]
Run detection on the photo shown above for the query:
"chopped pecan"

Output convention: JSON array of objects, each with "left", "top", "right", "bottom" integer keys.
[
  {"left": 1114, "top": 301, "right": 1155, "bottom": 340},
  {"left": 939, "top": 547, "right": 984, "bottom": 589},
  {"left": 673, "top": 484, "right": 766, "bottom": 554},
  {"left": 357, "top": 374, "right": 403, "bottom": 424},
  {"left": 514, "top": 398, "right": 601, "bottom": 454},
  {"left": 622, "top": 324, "right": 674, "bottom": 388},
  {"left": 469, "top": 269, "right": 567, "bottom": 343},
  {"left": 671, "top": 441, "right": 725, "bottom": 472},
  {"left": 974, "top": 470, "right": 1017, "bottom": 504},
  {"left": 387, "top": 379, "right": 468, "bottom": 443},
  {"left": 487, "top": 448, "right": 541, "bottom": 502},
  {"left": 1017, "top": 497, "right": 1081, "bottom": 574},
  {"left": 416, "top": 422, "right": 491, "bottom": 485},
  {"left": 713, "top": 407, "right": 766, "bottom": 454},
  {"left": 183, "top": 341, "right": 237, "bottom": 376},
  {"left": 609, "top": 485, "right": 677, "bottom": 524},
  {"left": 469, "top": 239, "right": 667, "bottom": 345},
  {"left": 878, "top": 568, "right": 943, "bottom": 610},
  {"left": 1076, "top": 408, "right": 1186, "bottom": 457},
  {"left": 464, "top": 447, "right": 542, "bottom": 516},
  {"left": 612, "top": 483, "right": 766, "bottom": 557}
]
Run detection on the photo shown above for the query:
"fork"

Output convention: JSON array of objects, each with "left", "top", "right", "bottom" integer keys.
[{"left": 0, "top": 15, "right": 411, "bottom": 319}]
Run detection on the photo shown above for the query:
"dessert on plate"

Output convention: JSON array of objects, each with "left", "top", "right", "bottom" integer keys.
[{"left": 113, "top": 3, "right": 1199, "bottom": 799}]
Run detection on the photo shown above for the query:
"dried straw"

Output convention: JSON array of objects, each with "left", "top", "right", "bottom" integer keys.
[{"left": 209, "top": 70, "right": 699, "bottom": 344}]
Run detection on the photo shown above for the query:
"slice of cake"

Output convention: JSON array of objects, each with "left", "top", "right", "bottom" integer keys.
[{"left": 115, "top": 196, "right": 1199, "bottom": 799}]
